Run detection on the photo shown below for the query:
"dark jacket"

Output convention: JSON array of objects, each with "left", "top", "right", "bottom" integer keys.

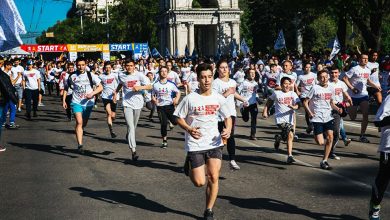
[{"left": 0, "top": 69, "right": 18, "bottom": 105}]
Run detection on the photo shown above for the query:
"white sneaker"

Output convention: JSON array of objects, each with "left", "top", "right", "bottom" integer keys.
[
  {"left": 0, "top": 146, "right": 6, "bottom": 152},
  {"left": 38, "top": 103, "right": 45, "bottom": 107},
  {"left": 17, "top": 108, "right": 21, "bottom": 112},
  {"left": 229, "top": 160, "right": 240, "bottom": 170}
]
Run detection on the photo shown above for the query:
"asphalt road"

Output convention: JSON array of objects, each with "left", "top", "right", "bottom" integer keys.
[{"left": 0, "top": 95, "right": 388, "bottom": 220}]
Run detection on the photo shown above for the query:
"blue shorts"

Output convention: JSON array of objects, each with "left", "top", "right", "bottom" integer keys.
[
  {"left": 351, "top": 96, "right": 369, "bottom": 106},
  {"left": 312, "top": 120, "right": 334, "bottom": 136},
  {"left": 71, "top": 103, "right": 93, "bottom": 119}
]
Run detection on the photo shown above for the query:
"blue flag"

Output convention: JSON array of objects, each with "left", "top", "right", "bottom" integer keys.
[
  {"left": 240, "top": 38, "right": 250, "bottom": 55},
  {"left": 174, "top": 47, "right": 179, "bottom": 58},
  {"left": 191, "top": 48, "right": 198, "bottom": 60},
  {"left": 185, "top": 45, "right": 190, "bottom": 58},
  {"left": 230, "top": 40, "right": 237, "bottom": 59},
  {"left": 151, "top": 48, "right": 161, "bottom": 58},
  {"left": 274, "top": 30, "right": 286, "bottom": 50},
  {"left": 165, "top": 47, "right": 171, "bottom": 58}
]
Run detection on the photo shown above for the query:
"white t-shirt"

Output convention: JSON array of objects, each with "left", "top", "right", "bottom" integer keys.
[
  {"left": 118, "top": 71, "right": 150, "bottom": 109},
  {"left": 329, "top": 80, "right": 348, "bottom": 103},
  {"left": 264, "top": 72, "right": 279, "bottom": 90},
  {"left": 269, "top": 90, "right": 300, "bottom": 125},
  {"left": 345, "top": 65, "right": 371, "bottom": 98},
  {"left": 307, "top": 84, "right": 335, "bottom": 123},
  {"left": 99, "top": 72, "right": 119, "bottom": 100},
  {"left": 366, "top": 61, "right": 380, "bottom": 86},
  {"left": 11, "top": 65, "right": 24, "bottom": 85},
  {"left": 296, "top": 72, "right": 317, "bottom": 98},
  {"left": 152, "top": 80, "right": 179, "bottom": 106},
  {"left": 212, "top": 78, "right": 237, "bottom": 117},
  {"left": 166, "top": 71, "right": 181, "bottom": 85},
  {"left": 181, "top": 67, "right": 191, "bottom": 82},
  {"left": 174, "top": 92, "right": 230, "bottom": 152},
  {"left": 61, "top": 72, "right": 73, "bottom": 95},
  {"left": 69, "top": 71, "right": 101, "bottom": 106},
  {"left": 237, "top": 79, "right": 259, "bottom": 105},
  {"left": 186, "top": 72, "right": 199, "bottom": 93},
  {"left": 23, "top": 69, "right": 41, "bottom": 90},
  {"left": 276, "top": 72, "right": 298, "bottom": 91},
  {"left": 233, "top": 70, "right": 245, "bottom": 85}
]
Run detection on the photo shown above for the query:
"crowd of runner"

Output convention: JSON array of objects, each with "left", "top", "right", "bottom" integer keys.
[{"left": 0, "top": 49, "right": 389, "bottom": 220}]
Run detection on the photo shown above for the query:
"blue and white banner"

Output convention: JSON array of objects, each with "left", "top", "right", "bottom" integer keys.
[
  {"left": 110, "top": 44, "right": 133, "bottom": 51},
  {"left": 330, "top": 36, "right": 341, "bottom": 60},
  {"left": 240, "top": 38, "right": 250, "bottom": 55}
]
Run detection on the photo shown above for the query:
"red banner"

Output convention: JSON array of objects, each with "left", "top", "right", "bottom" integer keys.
[{"left": 21, "top": 44, "right": 68, "bottom": 52}]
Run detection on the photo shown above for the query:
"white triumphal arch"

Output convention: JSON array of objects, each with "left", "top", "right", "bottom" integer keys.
[{"left": 158, "top": 0, "right": 241, "bottom": 57}]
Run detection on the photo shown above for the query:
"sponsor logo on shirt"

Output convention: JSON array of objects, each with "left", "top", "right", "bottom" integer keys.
[
  {"left": 126, "top": 80, "right": 138, "bottom": 88},
  {"left": 315, "top": 92, "right": 332, "bottom": 100},
  {"left": 192, "top": 104, "right": 220, "bottom": 116},
  {"left": 277, "top": 96, "right": 293, "bottom": 105}
]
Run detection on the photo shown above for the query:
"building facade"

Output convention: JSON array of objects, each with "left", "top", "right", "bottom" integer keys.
[
  {"left": 75, "top": 0, "right": 118, "bottom": 23},
  {"left": 158, "top": 0, "right": 242, "bottom": 57}
]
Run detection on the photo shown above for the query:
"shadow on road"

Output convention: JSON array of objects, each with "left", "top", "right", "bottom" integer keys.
[
  {"left": 115, "top": 158, "right": 183, "bottom": 174},
  {"left": 69, "top": 187, "right": 200, "bottom": 219},
  {"left": 218, "top": 195, "right": 363, "bottom": 220}
]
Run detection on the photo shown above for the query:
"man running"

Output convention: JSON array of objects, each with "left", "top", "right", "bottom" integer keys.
[
  {"left": 152, "top": 66, "right": 180, "bottom": 148},
  {"left": 366, "top": 51, "right": 382, "bottom": 105},
  {"left": 369, "top": 94, "right": 390, "bottom": 220},
  {"left": 263, "top": 77, "right": 300, "bottom": 164},
  {"left": 296, "top": 62, "right": 317, "bottom": 134},
  {"left": 328, "top": 66, "right": 353, "bottom": 160},
  {"left": 343, "top": 52, "right": 382, "bottom": 143},
  {"left": 174, "top": 63, "right": 232, "bottom": 220},
  {"left": 113, "top": 60, "right": 151, "bottom": 161},
  {"left": 23, "top": 60, "right": 41, "bottom": 120},
  {"left": 62, "top": 57, "right": 103, "bottom": 153},
  {"left": 303, "top": 69, "right": 342, "bottom": 170},
  {"left": 99, "top": 62, "right": 119, "bottom": 138}
]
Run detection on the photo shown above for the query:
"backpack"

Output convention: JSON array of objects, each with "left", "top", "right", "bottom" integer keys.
[{"left": 67, "top": 71, "right": 94, "bottom": 91}]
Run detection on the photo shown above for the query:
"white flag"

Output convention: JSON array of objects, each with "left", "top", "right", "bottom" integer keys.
[{"left": 330, "top": 36, "right": 341, "bottom": 60}]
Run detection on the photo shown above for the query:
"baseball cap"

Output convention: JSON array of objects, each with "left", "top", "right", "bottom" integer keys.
[{"left": 26, "top": 60, "right": 33, "bottom": 65}]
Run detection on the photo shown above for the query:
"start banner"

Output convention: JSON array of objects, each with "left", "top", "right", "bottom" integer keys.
[{"left": 21, "top": 44, "right": 68, "bottom": 52}]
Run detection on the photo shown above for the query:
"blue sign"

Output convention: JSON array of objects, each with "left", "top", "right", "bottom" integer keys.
[{"left": 110, "top": 44, "right": 133, "bottom": 51}]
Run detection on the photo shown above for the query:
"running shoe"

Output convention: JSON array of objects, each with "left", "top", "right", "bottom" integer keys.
[
  {"left": 343, "top": 138, "right": 351, "bottom": 146},
  {"left": 161, "top": 141, "right": 168, "bottom": 149},
  {"left": 0, "top": 146, "right": 6, "bottom": 152},
  {"left": 330, "top": 153, "right": 341, "bottom": 160},
  {"left": 286, "top": 155, "right": 296, "bottom": 164},
  {"left": 38, "top": 103, "right": 45, "bottom": 107},
  {"left": 7, "top": 123, "right": 20, "bottom": 129},
  {"left": 250, "top": 134, "right": 257, "bottom": 140},
  {"left": 17, "top": 108, "right": 21, "bottom": 112},
  {"left": 306, "top": 126, "right": 313, "bottom": 134},
  {"left": 110, "top": 131, "right": 117, "bottom": 138},
  {"left": 294, "top": 134, "right": 299, "bottom": 141},
  {"left": 94, "top": 105, "right": 98, "bottom": 109},
  {"left": 203, "top": 209, "right": 214, "bottom": 220},
  {"left": 2, "top": 123, "right": 5, "bottom": 127},
  {"left": 274, "top": 134, "right": 282, "bottom": 151},
  {"left": 77, "top": 145, "right": 84, "bottom": 154},
  {"left": 169, "top": 122, "right": 174, "bottom": 130},
  {"left": 132, "top": 152, "right": 139, "bottom": 161},
  {"left": 360, "top": 136, "right": 370, "bottom": 143},
  {"left": 320, "top": 160, "right": 332, "bottom": 170},
  {"left": 369, "top": 202, "right": 381, "bottom": 220},
  {"left": 229, "top": 160, "right": 240, "bottom": 170}
]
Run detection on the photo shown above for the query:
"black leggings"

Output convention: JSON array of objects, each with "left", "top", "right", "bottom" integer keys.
[
  {"left": 218, "top": 116, "right": 236, "bottom": 161},
  {"left": 371, "top": 152, "right": 390, "bottom": 205},
  {"left": 65, "top": 95, "right": 72, "bottom": 119},
  {"left": 157, "top": 105, "right": 177, "bottom": 137},
  {"left": 241, "top": 104, "right": 258, "bottom": 136}
]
